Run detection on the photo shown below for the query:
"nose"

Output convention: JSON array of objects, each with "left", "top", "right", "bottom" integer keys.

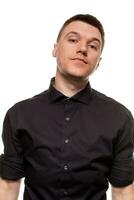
[{"left": 77, "top": 41, "right": 87, "bottom": 56}]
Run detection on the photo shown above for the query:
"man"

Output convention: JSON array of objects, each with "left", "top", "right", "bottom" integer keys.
[{"left": 0, "top": 14, "right": 134, "bottom": 200}]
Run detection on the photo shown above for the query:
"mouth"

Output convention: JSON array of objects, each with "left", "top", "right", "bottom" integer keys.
[{"left": 71, "top": 58, "right": 87, "bottom": 64}]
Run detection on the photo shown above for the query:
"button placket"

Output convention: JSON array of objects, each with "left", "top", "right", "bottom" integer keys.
[
  {"left": 60, "top": 98, "right": 73, "bottom": 189},
  {"left": 64, "top": 99, "right": 73, "bottom": 122}
]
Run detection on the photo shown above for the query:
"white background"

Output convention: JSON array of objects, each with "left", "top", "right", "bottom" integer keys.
[{"left": 0, "top": 0, "right": 134, "bottom": 199}]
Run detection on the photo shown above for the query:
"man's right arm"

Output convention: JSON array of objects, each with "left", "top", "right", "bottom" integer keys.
[{"left": 0, "top": 177, "right": 21, "bottom": 200}]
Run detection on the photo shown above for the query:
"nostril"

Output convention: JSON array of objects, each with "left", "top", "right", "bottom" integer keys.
[
  {"left": 79, "top": 50, "right": 87, "bottom": 57},
  {"left": 83, "top": 51, "right": 87, "bottom": 57}
]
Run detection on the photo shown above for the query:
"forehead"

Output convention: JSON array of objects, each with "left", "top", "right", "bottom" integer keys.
[{"left": 61, "top": 21, "right": 102, "bottom": 42}]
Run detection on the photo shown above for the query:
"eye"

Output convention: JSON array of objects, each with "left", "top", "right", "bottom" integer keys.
[
  {"left": 68, "top": 38, "right": 78, "bottom": 43},
  {"left": 88, "top": 44, "right": 98, "bottom": 50}
]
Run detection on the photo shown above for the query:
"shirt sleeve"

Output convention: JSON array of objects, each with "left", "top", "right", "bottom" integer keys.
[
  {"left": 0, "top": 107, "right": 24, "bottom": 180},
  {"left": 108, "top": 110, "right": 134, "bottom": 187}
]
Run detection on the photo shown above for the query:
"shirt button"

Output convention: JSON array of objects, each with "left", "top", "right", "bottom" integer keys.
[
  {"left": 65, "top": 117, "right": 70, "bottom": 121},
  {"left": 64, "top": 165, "right": 68, "bottom": 171},
  {"left": 65, "top": 139, "right": 69, "bottom": 144},
  {"left": 63, "top": 190, "right": 68, "bottom": 195}
]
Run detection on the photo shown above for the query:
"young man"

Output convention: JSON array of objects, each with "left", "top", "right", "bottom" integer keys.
[{"left": 0, "top": 14, "right": 134, "bottom": 200}]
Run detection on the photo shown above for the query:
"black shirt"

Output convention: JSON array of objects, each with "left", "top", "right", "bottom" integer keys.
[{"left": 0, "top": 78, "right": 134, "bottom": 200}]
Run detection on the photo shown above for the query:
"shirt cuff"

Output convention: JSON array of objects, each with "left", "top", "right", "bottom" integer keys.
[
  {"left": 109, "top": 157, "right": 134, "bottom": 187},
  {"left": 0, "top": 154, "right": 24, "bottom": 180}
]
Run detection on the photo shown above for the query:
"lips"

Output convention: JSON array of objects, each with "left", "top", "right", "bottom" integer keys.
[{"left": 71, "top": 58, "right": 87, "bottom": 64}]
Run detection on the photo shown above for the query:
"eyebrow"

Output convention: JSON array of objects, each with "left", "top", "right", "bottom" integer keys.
[{"left": 65, "top": 31, "right": 101, "bottom": 45}]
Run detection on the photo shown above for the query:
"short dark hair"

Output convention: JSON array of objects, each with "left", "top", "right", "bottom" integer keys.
[{"left": 57, "top": 14, "right": 105, "bottom": 50}]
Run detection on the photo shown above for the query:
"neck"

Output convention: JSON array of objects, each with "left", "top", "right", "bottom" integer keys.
[{"left": 54, "top": 72, "right": 89, "bottom": 97}]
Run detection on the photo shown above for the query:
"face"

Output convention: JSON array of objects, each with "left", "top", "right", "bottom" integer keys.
[{"left": 52, "top": 21, "right": 103, "bottom": 81}]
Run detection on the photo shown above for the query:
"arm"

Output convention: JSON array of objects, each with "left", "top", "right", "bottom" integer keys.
[
  {"left": 112, "top": 184, "right": 134, "bottom": 200},
  {"left": 0, "top": 177, "right": 21, "bottom": 200}
]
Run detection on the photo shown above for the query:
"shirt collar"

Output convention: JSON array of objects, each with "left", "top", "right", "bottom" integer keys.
[{"left": 48, "top": 77, "right": 92, "bottom": 105}]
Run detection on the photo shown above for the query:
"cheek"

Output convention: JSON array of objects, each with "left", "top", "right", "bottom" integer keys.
[
  {"left": 88, "top": 54, "right": 100, "bottom": 64},
  {"left": 56, "top": 50, "right": 68, "bottom": 67},
  {"left": 56, "top": 47, "right": 70, "bottom": 63},
  {"left": 58, "top": 43, "right": 75, "bottom": 57}
]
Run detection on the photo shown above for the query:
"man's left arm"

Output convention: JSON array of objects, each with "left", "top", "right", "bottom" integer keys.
[
  {"left": 112, "top": 184, "right": 134, "bottom": 200},
  {"left": 109, "top": 110, "right": 134, "bottom": 199}
]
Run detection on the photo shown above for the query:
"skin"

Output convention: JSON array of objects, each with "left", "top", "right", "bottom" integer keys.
[
  {"left": 52, "top": 21, "right": 102, "bottom": 97},
  {"left": 112, "top": 184, "right": 134, "bottom": 200},
  {"left": 0, "top": 177, "right": 21, "bottom": 200}
]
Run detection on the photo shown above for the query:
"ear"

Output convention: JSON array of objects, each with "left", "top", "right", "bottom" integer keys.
[
  {"left": 96, "top": 57, "right": 102, "bottom": 70},
  {"left": 52, "top": 43, "right": 57, "bottom": 57}
]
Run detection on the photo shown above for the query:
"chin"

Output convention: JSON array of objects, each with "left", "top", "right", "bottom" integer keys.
[{"left": 65, "top": 73, "right": 89, "bottom": 82}]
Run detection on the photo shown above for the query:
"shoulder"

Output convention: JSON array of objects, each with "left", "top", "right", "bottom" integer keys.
[
  {"left": 7, "top": 89, "right": 49, "bottom": 115},
  {"left": 91, "top": 88, "right": 132, "bottom": 120}
]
